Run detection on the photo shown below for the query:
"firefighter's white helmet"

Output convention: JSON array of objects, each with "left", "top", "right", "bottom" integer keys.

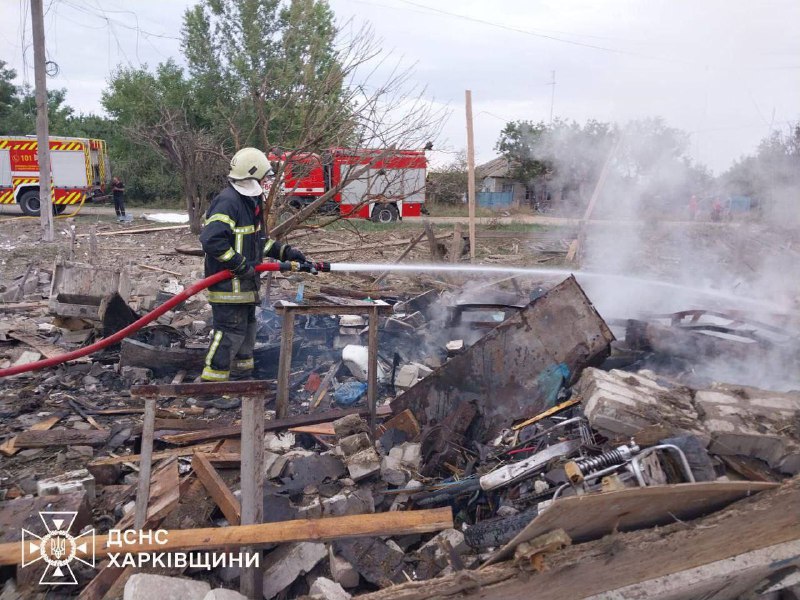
[{"left": 228, "top": 147, "right": 273, "bottom": 196}]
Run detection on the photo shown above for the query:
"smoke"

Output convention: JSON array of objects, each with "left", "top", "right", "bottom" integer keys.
[{"left": 530, "top": 118, "right": 800, "bottom": 391}]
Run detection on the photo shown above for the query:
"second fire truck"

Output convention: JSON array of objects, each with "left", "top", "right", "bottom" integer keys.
[{"left": 269, "top": 148, "right": 427, "bottom": 223}]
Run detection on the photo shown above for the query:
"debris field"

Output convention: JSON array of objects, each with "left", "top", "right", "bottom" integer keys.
[{"left": 1, "top": 216, "right": 799, "bottom": 600}]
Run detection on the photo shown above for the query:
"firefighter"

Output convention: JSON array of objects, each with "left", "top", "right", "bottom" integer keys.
[
  {"left": 111, "top": 176, "right": 126, "bottom": 221},
  {"left": 199, "top": 147, "right": 309, "bottom": 382}
]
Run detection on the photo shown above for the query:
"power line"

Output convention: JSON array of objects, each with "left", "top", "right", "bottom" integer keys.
[{"left": 391, "top": 0, "right": 800, "bottom": 72}]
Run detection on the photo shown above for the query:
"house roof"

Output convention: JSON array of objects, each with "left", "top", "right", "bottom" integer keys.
[{"left": 476, "top": 156, "right": 514, "bottom": 179}]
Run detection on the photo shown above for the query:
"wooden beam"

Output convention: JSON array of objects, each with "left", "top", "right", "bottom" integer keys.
[
  {"left": 275, "top": 310, "right": 295, "bottom": 420},
  {"left": 5, "top": 508, "right": 454, "bottom": 566},
  {"left": 14, "top": 428, "right": 109, "bottom": 448},
  {"left": 449, "top": 223, "right": 464, "bottom": 263},
  {"left": 367, "top": 305, "right": 379, "bottom": 436},
  {"left": 465, "top": 89, "right": 476, "bottom": 261},
  {"left": 132, "top": 380, "right": 274, "bottom": 399},
  {"left": 88, "top": 443, "right": 217, "bottom": 467},
  {"left": 485, "top": 481, "right": 778, "bottom": 566},
  {"left": 311, "top": 361, "right": 340, "bottom": 410},
  {"left": 424, "top": 221, "right": 441, "bottom": 261},
  {"left": 0, "top": 414, "right": 61, "bottom": 457},
  {"left": 192, "top": 452, "right": 241, "bottom": 525},
  {"left": 239, "top": 395, "right": 265, "bottom": 597},
  {"left": 161, "top": 405, "right": 392, "bottom": 446},
  {"left": 134, "top": 398, "right": 157, "bottom": 530},
  {"left": 77, "top": 224, "right": 189, "bottom": 238}
]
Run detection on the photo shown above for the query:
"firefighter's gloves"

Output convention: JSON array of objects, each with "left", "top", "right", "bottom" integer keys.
[
  {"left": 284, "top": 246, "right": 307, "bottom": 263},
  {"left": 295, "top": 261, "right": 318, "bottom": 275},
  {"left": 232, "top": 258, "right": 257, "bottom": 280}
]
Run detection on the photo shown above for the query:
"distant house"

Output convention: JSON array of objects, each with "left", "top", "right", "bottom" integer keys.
[{"left": 475, "top": 157, "right": 529, "bottom": 207}]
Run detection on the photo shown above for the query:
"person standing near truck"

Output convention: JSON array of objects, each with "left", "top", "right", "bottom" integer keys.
[{"left": 111, "top": 176, "right": 126, "bottom": 221}]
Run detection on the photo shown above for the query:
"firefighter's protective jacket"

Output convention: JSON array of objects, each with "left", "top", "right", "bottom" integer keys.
[{"left": 200, "top": 184, "right": 288, "bottom": 304}]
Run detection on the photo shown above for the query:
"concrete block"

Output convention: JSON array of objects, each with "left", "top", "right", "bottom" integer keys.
[
  {"left": 380, "top": 454, "right": 407, "bottom": 486},
  {"left": 322, "top": 488, "right": 374, "bottom": 517},
  {"left": 329, "top": 548, "right": 360, "bottom": 589},
  {"left": 339, "top": 433, "right": 371, "bottom": 457},
  {"left": 202, "top": 590, "right": 248, "bottom": 600},
  {"left": 261, "top": 542, "right": 327, "bottom": 599},
  {"left": 334, "top": 537, "right": 405, "bottom": 586},
  {"left": 124, "top": 574, "right": 210, "bottom": 600},
  {"left": 333, "top": 414, "right": 369, "bottom": 439},
  {"left": 345, "top": 447, "right": 381, "bottom": 481},
  {"left": 695, "top": 388, "right": 800, "bottom": 474},
  {"left": 395, "top": 364, "right": 420, "bottom": 389},
  {"left": 445, "top": 339, "right": 464, "bottom": 355},
  {"left": 309, "top": 577, "right": 351, "bottom": 600},
  {"left": 263, "top": 432, "right": 295, "bottom": 453},
  {"left": 36, "top": 468, "right": 95, "bottom": 500},
  {"left": 579, "top": 368, "right": 700, "bottom": 438}
]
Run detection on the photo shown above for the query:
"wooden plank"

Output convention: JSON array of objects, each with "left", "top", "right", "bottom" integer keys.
[
  {"left": 116, "top": 457, "right": 180, "bottom": 532},
  {"left": 511, "top": 397, "right": 582, "bottom": 431},
  {"left": 162, "top": 405, "right": 393, "bottom": 445},
  {"left": 240, "top": 395, "right": 265, "bottom": 597},
  {"left": 311, "top": 361, "right": 340, "bottom": 410},
  {"left": 137, "top": 263, "right": 182, "bottom": 277},
  {"left": 88, "top": 443, "right": 217, "bottom": 466},
  {"left": 484, "top": 481, "right": 778, "bottom": 566},
  {"left": 134, "top": 398, "right": 157, "bottom": 530},
  {"left": 367, "top": 306, "right": 379, "bottom": 436},
  {"left": 192, "top": 452, "right": 241, "bottom": 525},
  {"left": 94, "top": 406, "right": 205, "bottom": 417},
  {"left": 307, "top": 233, "right": 451, "bottom": 255},
  {"left": 465, "top": 89, "right": 476, "bottom": 261},
  {"left": 275, "top": 310, "right": 295, "bottom": 420},
  {"left": 7, "top": 332, "right": 65, "bottom": 359},
  {"left": 424, "top": 221, "right": 441, "bottom": 261},
  {"left": 0, "top": 300, "right": 48, "bottom": 312},
  {"left": 289, "top": 423, "right": 336, "bottom": 436},
  {"left": 449, "top": 222, "right": 464, "bottom": 263},
  {"left": 0, "top": 414, "right": 61, "bottom": 457},
  {"left": 14, "top": 428, "right": 109, "bottom": 448},
  {"left": 77, "top": 224, "right": 189, "bottom": 238},
  {"left": 132, "top": 379, "right": 274, "bottom": 399},
  {"left": 5, "top": 508, "right": 454, "bottom": 566}
]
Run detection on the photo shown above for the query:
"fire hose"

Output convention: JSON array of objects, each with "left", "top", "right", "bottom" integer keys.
[{"left": 0, "top": 260, "right": 331, "bottom": 378}]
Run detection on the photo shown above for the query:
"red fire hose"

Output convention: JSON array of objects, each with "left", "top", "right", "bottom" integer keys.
[{"left": 0, "top": 261, "right": 330, "bottom": 379}]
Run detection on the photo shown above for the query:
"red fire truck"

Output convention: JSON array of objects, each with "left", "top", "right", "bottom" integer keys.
[
  {"left": 0, "top": 135, "right": 111, "bottom": 216},
  {"left": 269, "top": 148, "right": 427, "bottom": 223}
]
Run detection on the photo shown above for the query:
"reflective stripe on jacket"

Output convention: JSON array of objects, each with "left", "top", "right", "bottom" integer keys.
[{"left": 199, "top": 184, "right": 287, "bottom": 304}]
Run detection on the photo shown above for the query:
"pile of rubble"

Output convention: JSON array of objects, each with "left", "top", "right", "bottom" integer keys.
[{"left": 2, "top": 255, "right": 800, "bottom": 599}]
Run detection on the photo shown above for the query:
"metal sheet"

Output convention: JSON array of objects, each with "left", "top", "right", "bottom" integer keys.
[{"left": 391, "top": 276, "right": 614, "bottom": 443}]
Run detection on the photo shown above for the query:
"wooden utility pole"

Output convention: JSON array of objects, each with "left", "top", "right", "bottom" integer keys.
[
  {"left": 30, "top": 0, "right": 54, "bottom": 241},
  {"left": 465, "top": 90, "right": 476, "bottom": 261}
]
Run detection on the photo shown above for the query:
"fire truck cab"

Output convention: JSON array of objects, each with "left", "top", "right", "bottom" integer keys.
[
  {"left": 0, "top": 135, "right": 110, "bottom": 216},
  {"left": 269, "top": 148, "right": 426, "bottom": 223}
]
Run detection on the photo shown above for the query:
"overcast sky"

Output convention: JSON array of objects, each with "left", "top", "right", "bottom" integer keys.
[{"left": 1, "top": 0, "right": 798, "bottom": 172}]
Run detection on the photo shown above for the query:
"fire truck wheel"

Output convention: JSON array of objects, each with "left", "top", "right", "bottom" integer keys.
[
  {"left": 19, "top": 190, "right": 41, "bottom": 216},
  {"left": 54, "top": 204, "right": 67, "bottom": 214},
  {"left": 371, "top": 203, "right": 399, "bottom": 223}
]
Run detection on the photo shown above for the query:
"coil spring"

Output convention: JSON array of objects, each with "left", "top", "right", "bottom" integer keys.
[{"left": 574, "top": 447, "right": 630, "bottom": 474}]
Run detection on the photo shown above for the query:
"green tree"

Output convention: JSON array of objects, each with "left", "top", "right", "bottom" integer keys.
[{"left": 103, "top": 60, "right": 226, "bottom": 232}]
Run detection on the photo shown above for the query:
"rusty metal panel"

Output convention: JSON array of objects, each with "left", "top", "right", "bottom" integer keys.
[{"left": 391, "top": 276, "right": 614, "bottom": 443}]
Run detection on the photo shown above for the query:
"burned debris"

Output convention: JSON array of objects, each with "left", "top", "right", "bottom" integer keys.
[{"left": 1, "top": 245, "right": 800, "bottom": 600}]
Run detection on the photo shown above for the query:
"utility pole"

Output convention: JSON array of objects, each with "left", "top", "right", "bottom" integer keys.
[
  {"left": 30, "top": 0, "right": 54, "bottom": 242},
  {"left": 549, "top": 70, "right": 556, "bottom": 124},
  {"left": 465, "top": 90, "right": 476, "bottom": 261}
]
